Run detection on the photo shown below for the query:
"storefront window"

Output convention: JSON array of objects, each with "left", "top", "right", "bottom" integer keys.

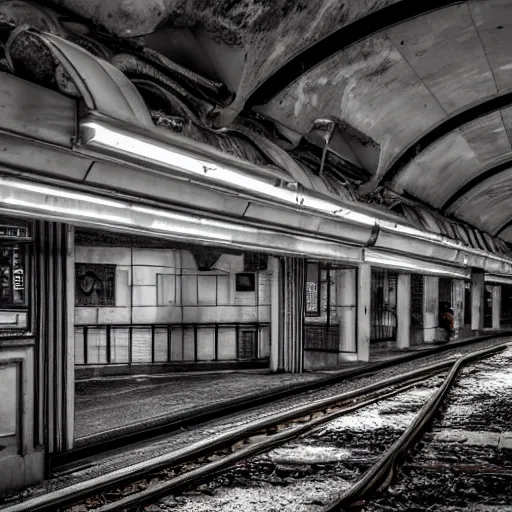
[
  {"left": 0, "top": 244, "right": 26, "bottom": 306},
  {"left": 0, "top": 216, "right": 32, "bottom": 333}
]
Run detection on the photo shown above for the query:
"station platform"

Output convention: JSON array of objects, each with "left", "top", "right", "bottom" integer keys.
[
  {"left": 74, "top": 370, "right": 331, "bottom": 440},
  {"left": 75, "top": 331, "right": 504, "bottom": 443}
]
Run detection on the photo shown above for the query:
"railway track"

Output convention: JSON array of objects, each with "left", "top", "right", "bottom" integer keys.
[
  {"left": 0, "top": 337, "right": 509, "bottom": 512},
  {"left": 363, "top": 344, "right": 512, "bottom": 512},
  {"left": 76, "top": 342, "right": 508, "bottom": 512},
  {"left": 51, "top": 332, "right": 510, "bottom": 473}
]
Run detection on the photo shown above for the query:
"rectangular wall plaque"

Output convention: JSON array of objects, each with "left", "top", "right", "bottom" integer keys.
[{"left": 75, "top": 263, "right": 116, "bottom": 307}]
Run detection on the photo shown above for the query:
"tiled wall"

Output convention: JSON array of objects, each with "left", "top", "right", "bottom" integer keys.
[{"left": 74, "top": 246, "right": 271, "bottom": 364}]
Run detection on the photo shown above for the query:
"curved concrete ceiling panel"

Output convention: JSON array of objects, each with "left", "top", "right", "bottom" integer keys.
[
  {"left": 393, "top": 109, "right": 512, "bottom": 207},
  {"left": 469, "top": 0, "right": 512, "bottom": 91},
  {"left": 48, "top": 0, "right": 401, "bottom": 108},
  {"left": 385, "top": 4, "right": 496, "bottom": 114},
  {"left": 259, "top": 33, "right": 448, "bottom": 172},
  {"left": 35, "top": 0, "right": 512, "bottom": 243},
  {"left": 446, "top": 171, "right": 512, "bottom": 233},
  {"left": 497, "top": 225, "right": 512, "bottom": 243},
  {"left": 260, "top": 3, "right": 507, "bottom": 175},
  {"left": 442, "top": 155, "right": 512, "bottom": 210}
]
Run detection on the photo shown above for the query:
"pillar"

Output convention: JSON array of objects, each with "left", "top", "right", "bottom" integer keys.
[
  {"left": 336, "top": 268, "right": 357, "bottom": 362},
  {"left": 423, "top": 276, "right": 439, "bottom": 342},
  {"left": 270, "top": 256, "right": 281, "bottom": 372},
  {"left": 35, "top": 222, "right": 75, "bottom": 455},
  {"left": 452, "top": 279, "right": 465, "bottom": 338},
  {"left": 282, "top": 257, "right": 305, "bottom": 373},
  {"left": 492, "top": 285, "right": 501, "bottom": 330},
  {"left": 0, "top": 220, "right": 74, "bottom": 494},
  {"left": 357, "top": 263, "right": 371, "bottom": 362},
  {"left": 471, "top": 269, "right": 485, "bottom": 331},
  {"left": 396, "top": 274, "right": 411, "bottom": 349}
]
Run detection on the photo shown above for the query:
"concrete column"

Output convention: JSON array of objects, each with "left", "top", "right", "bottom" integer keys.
[
  {"left": 471, "top": 269, "right": 485, "bottom": 331},
  {"left": 357, "top": 263, "right": 371, "bottom": 362},
  {"left": 336, "top": 268, "right": 357, "bottom": 362},
  {"left": 492, "top": 285, "right": 501, "bottom": 330},
  {"left": 65, "top": 225, "right": 75, "bottom": 448},
  {"left": 282, "top": 257, "right": 305, "bottom": 373},
  {"left": 270, "top": 256, "right": 281, "bottom": 372},
  {"left": 452, "top": 279, "right": 465, "bottom": 338},
  {"left": 396, "top": 274, "right": 411, "bottom": 350},
  {"left": 423, "top": 276, "right": 439, "bottom": 342}
]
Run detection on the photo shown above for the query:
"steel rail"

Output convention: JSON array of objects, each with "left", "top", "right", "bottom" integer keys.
[
  {"left": 3, "top": 359, "right": 459, "bottom": 512},
  {"left": 90, "top": 342, "right": 509, "bottom": 512},
  {"left": 50, "top": 332, "right": 511, "bottom": 472},
  {"left": 92, "top": 376, "right": 440, "bottom": 512},
  {"left": 322, "top": 341, "right": 510, "bottom": 511}
]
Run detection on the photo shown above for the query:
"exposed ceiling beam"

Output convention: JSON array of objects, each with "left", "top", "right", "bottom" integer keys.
[
  {"left": 441, "top": 157, "right": 512, "bottom": 212},
  {"left": 378, "top": 89, "right": 512, "bottom": 186},
  {"left": 246, "top": 0, "right": 463, "bottom": 107}
]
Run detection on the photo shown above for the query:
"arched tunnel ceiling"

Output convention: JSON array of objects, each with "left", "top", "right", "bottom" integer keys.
[{"left": 31, "top": 0, "right": 512, "bottom": 243}]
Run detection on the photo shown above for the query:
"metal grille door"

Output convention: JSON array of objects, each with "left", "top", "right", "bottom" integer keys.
[
  {"left": 464, "top": 282, "right": 472, "bottom": 325},
  {"left": 411, "top": 274, "right": 424, "bottom": 328},
  {"left": 371, "top": 269, "right": 397, "bottom": 342}
]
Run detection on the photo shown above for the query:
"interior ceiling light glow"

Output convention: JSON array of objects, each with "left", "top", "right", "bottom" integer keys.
[
  {"left": 131, "top": 205, "right": 256, "bottom": 233},
  {"left": 1, "top": 178, "right": 127, "bottom": 208},
  {"left": 0, "top": 179, "right": 259, "bottom": 245},
  {"left": 80, "top": 122, "right": 456, "bottom": 232},
  {"left": 3, "top": 197, "right": 134, "bottom": 225},
  {"left": 82, "top": 122, "right": 385, "bottom": 223},
  {"left": 80, "top": 120, "right": 512, "bottom": 267},
  {"left": 83, "top": 122, "right": 300, "bottom": 205},
  {"left": 149, "top": 220, "right": 232, "bottom": 241},
  {"left": 365, "top": 251, "right": 470, "bottom": 278}
]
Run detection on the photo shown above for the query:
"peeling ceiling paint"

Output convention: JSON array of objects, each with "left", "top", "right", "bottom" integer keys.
[{"left": 3, "top": 0, "right": 512, "bottom": 245}]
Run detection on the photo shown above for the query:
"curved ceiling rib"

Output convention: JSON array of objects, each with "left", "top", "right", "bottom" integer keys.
[
  {"left": 496, "top": 220, "right": 512, "bottom": 237},
  {"left": 441, "top": 157, "right": 512, "bottom": 212},
  {"left": 378, "top": 89, "right": 512, "bottom": 186},
  {"left": 246, "top": 0, "right": 462, "bottom": 107}
]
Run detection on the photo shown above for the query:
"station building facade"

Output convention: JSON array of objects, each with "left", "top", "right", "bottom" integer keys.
[{"left": 1, "top": 5, "right": 512, "bottom": 495}]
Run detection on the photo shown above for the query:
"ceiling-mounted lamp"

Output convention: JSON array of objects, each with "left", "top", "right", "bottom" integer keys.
[
  {"left": 364, "top": 250, "right": 470, "bottom": 279},
  {"left": 78, "top": 118, "right": 512, "bottom": 267},
  {"left": 80, "top": 120, "right": 303, "bottom": 205}
]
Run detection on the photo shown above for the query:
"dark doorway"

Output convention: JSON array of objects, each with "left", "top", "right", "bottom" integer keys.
[
  {"left": 501, "top": 285, "right": 512, "bottom": 327},
  {"left": 464, "top": 282, "right": 472, "bottom": 326},
  {"left": 439, "top": 278, "right": 452, "bottom": 306},
  {"left": 484, "top": 285, "right": 493, "bottom": 328},
  {"left": 371, "top": 268, "right": 397, "bottom": 342}
]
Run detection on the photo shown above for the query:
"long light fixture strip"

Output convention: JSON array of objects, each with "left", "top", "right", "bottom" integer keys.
[{"left": 80, "top": 120, "right": 508, "bottom": 263}]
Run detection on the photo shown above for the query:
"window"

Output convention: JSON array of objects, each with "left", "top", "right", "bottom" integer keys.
[
  {"left": 244, "top": 252, "right": 268, "bottom": 271},
  {"left": 0, "top": 244, "right": 26, "bottom": 307},
  {"left": 236, "top": 273, "right": 256, "bottom": 292},
  {"left": 75, "top": 263, "right": 116, "bottom": 307},
  {"left": 410, "top": 274, "right": 424, "bottom": 328},
  {"left": 305, "top": 262, "right": 320, "bottom": 316},
  {"left": 0, "top": 217, "right": 31, "bottom": 333}
]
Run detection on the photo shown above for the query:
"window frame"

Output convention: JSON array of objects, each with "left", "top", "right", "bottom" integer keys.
[{"left": 305, "top": 261, "right": 321, "bottom": 317}]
